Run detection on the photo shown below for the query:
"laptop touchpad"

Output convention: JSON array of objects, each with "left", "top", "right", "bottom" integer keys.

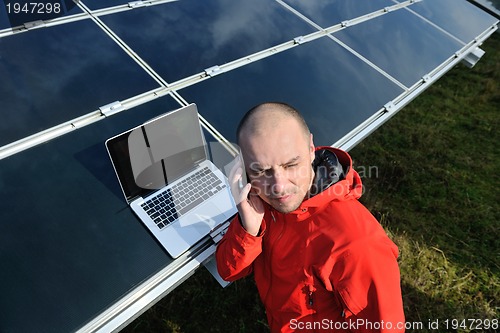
[{"left": 177, "top": 202, "right": 223, "bottom": 234}]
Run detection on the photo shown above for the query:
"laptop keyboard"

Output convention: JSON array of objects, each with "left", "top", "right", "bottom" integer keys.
[{"left": 141, "top": 166, "right": 226, "bottom": 230}]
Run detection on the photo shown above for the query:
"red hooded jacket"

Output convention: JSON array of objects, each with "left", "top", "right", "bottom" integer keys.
[{"left": 216, "top": 147, "right": 405, "bottom": 332}]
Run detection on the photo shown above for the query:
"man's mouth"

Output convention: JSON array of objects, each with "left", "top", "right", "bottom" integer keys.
[{"left": 271, "top": 194, "right": 293, "bottom": 203}]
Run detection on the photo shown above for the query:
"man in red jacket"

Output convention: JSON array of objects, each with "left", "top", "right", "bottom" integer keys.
[{"left": 216, "top": 102, "right": 405, "bottom": 332}]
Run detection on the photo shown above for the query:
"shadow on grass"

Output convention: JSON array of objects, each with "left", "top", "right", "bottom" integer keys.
[{"left": 121, "top": 270, "right": 267, "bottom": 333}]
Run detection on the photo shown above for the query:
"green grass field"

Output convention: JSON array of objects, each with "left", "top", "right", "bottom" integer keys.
[{"left": 122, "top": 32, "right": 499, "bottom": 332}]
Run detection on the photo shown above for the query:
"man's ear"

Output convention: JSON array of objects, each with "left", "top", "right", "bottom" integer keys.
[{"left": 309, "top": 133, "right": 315, "bottom": 161}]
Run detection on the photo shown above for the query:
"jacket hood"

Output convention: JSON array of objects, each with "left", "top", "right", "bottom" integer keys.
[{"left": 288, "top": 146, "right": 363, "bottom": 215}]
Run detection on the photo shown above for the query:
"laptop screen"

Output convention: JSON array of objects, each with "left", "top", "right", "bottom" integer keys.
[{"left": 106, "top": 104, "right": 207, "bottom": 203}]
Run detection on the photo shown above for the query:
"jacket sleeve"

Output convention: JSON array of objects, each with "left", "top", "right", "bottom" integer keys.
[
  {"left": 333, "top": 237, "right": 405, "bottom": 332},
  {"left": 216, "top": 214, "right": 266, "bottom": 282}
]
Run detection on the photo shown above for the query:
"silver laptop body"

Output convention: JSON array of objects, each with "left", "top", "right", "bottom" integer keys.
[{"left": 105, "top": 103, "right": 236, "bottom": 258}]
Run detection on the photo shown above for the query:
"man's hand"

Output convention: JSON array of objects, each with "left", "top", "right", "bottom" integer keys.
[{"left": 229, "top": 156, "right": 265, "bottom": 236}]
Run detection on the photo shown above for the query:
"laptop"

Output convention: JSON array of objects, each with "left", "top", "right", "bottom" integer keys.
[{"left": 105, "top": 103, "right": 237, "bottom": 258}]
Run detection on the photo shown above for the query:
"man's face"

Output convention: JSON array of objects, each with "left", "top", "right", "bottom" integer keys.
[{"left": 240, "top": 117, "right": 315, "bottom": 213}]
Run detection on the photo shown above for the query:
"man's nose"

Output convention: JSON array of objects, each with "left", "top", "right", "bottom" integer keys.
[{"left": 269, "top": 170, "right": 287, "bottom": 194}]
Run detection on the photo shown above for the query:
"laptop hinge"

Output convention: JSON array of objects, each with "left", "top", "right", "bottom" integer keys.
[
  {"left": 100, "top": 101, "right": 125, "bottom": 117},
  {"left": 209, "top": 219, "right": 231, "bottom": 244}
]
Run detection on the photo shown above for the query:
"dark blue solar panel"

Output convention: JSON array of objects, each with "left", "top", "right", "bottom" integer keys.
[
  {"left": 0, "top": 19, "right": 160, "bottom": 146},
  {"left": 333, "top": 8, "right": 464, "bottom": 87},
  {"left": 100, "top": 0, "right": 317, "bottom": 83},
  {"left": 400, "top": 0, "right": 499, "bottom": 42},
  {"left": 0, "top": 95, "right": 181, "bottom": 333},
  {"left": 282, "top": 0, "right": 395, "bottom": 27},
  {"left": 0, "top": 3, "right": 11, "bottom": 29},
  {"left": 179, "top": 36, "right": 404, "bottom": 147}
]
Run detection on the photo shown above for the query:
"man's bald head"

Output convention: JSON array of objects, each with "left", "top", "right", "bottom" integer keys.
[
  {"left": 236, "top": 102, "right": 310, "bottom": 146},
  {"left": 235, "top": 102, "right": 315, "bottom": 213}
]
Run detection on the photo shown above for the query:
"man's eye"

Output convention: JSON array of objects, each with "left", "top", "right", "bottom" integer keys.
[
  {"left": 251, "top": 170, "right": 265, "bottom": 177},
  {"left": 284, "top": 164, "right": 298, "bottom": 169}
]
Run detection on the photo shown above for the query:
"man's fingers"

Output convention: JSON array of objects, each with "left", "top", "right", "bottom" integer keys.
[
  {"left": 237, "top": 183, "right": 252, "bottom": 206},
  {"left": 228, "top": 157, "right": 242, "bottom": 183},
  {"left": 229, "top": 167, "right": 243, "bottom": 194},
  {"left": 227, "top": 155, "right": 259, "bottom": 209}
]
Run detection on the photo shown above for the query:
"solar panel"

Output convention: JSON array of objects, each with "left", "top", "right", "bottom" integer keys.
[
  {"left": 0, "top": 94, "right": 183, "bottom": 333},
  {"left": 0, "top": 19, "right": 160, "bottom": 146},
  {"left": 179, "top": 36, "right": 404, "bottom": 146},
  {"left": 401, "top": 0, "right": 499, "bottom": 42},
  {"left": 333, "top": 8, "right": 464, "bottom": 87},
  {"left": 0, "top": 1, "right": 497, "bottom": 332},
  {"left": 99, "top": 0, "right": 316, "bottom": 82}
]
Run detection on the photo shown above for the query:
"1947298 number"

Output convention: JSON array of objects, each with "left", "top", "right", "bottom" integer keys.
[
  {"left": 443, "top": 318, "right": 499, "bottom": 330},
  {"left": 6, "top": 2, "right": 61, "bottom": 14}
]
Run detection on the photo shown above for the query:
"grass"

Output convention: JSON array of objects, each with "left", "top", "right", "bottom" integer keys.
[
  {"left": 351, "top": 31, "right": 499, "bottom": 329},
  {"left": 121, "top": 33, "right": 499, "bottom": 332}
]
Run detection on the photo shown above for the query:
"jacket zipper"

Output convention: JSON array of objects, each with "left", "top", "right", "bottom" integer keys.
[
  {"left": 308, "top": 286, "right": 314, "bottom": 306},
  {"left": 307, "top": 284, "right": 316, "bottom": 306}
]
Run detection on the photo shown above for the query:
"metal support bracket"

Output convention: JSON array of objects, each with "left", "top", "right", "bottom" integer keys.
[
  {"left": 203, "top": 254, "right": 231, "bottom": 288},
  {"left": 461, "top": 47, "right": 485, "bottom": 68},
  {"left": 206, "top": 219, "right": 232, "bottom": 287},
  {"left": 99, "top": 101, "right": 125, "bottom": 117},
  {"left": 128, "top": 1, "right": 146, "bottom": 8},
  {"left": 294, "top": 36, "right": 306, "bottom": 45},
  {"left": 383, "top": 101, "right": 395, "bottom": 113},
  {"left": 204, "top": 65, "right": 222, "bottom": 77},
  {"left": 24, "top": 20, "right": 46, "bottom": 30},
  {"left": 210, "top": 219, "right": 231, "bottom": 244}
]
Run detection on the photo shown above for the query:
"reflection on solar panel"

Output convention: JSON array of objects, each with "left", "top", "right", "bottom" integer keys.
[{"left": 0, "top": 1, "right": 497, "bottom": 332}]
